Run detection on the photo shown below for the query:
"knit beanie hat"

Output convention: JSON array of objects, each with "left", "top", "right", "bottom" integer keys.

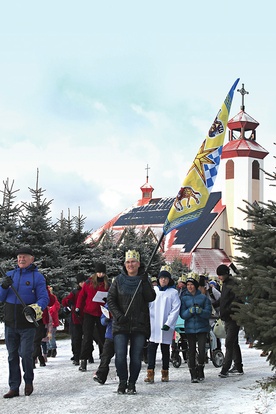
[
  {"left": 186, "top": 277, "right": 199, "bottom": 289},
  {"left": 77, "top": 274, "right": 86, "bottom": 284},
  {"left": 216, "top": 264, "right": 230, "bottom": 276},
  {"left": 158, "top": 270, "right": 174, "bottom": 287},
  {"left": 95, "top": 263, "right": 106, "bottom": 273},
  {"left": 158, "top": 270, "right": 171, "bottom": 280}
]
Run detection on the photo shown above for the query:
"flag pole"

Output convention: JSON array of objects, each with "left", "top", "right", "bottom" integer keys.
[
  {"left": 124, "top": 78, "right": 240, "bottom": 316},
  {"left": 145, "top": 232, "right": 165, "bottom": 273},
  {"left": 124, "top": 232, "right": 165, "bottom": 316}
]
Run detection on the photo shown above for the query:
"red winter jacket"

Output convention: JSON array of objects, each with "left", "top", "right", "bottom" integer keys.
[
  {"left": 48, "top": 295, "right": 61, "bottom": 328},
  {"left": 42, "top": 286, "right": 57, "bottom": 325},
  {"left": 62, "top": 288, "right": 83, "bottom": 325},
  {"left": 76, "top": 277, "right": 109, "bottom": 317}
]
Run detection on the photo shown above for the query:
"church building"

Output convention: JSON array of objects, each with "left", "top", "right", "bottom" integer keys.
[{"left": 86, "top": 85, "right": 268, "bottom": 277}]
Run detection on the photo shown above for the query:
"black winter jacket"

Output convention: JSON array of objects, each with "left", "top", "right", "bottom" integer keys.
[
  {"left": 219, "top": 275, "right": 240, "bottom": 323},
  {"left": 107, "top": 266, "right": 156, "bottom": 338}
]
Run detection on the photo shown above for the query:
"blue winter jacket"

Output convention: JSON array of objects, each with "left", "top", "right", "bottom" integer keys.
[
  {"left": 101, "top": 304, "right": 113, "bottom": 341},
  {"left": 180, "top": 289, "right": 212, "bottom": 334},
  {"left": 0, "top": 264, "right": 49, "bottom": 329}
]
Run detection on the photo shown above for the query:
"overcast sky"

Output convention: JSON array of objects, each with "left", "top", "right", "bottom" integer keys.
[{"left": 0, "top": 1, "right": 275, "bottom": 231}]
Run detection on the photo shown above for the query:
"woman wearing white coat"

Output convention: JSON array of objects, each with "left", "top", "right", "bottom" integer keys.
[{"left": 144, "top": 270, "right": 180, "bottom": 383}]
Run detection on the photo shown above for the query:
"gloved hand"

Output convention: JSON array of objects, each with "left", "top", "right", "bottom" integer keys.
[
  {"left": 23, "top": 306, "right": 36, "bottom": 318},
  {"left": 195, "top": 306, "right": 202, "bottom": 314},
  {"left": 141, "top": 272, "right": 149, "bottom": 282},
  {"left": 63, "top": 306, "right": 71, "bottom": 316},
  {"left": 1, "top": 276, "right": 13, "bottom": 289},
  {"left": 74, "top": 308, "right": 80, "bottom": 316},
  {"left": 189, "top": 306, "right": 196, "bottom": 314},
  {"left": 161, "top": 324, "right": 170, "bottom": 331},
  {"left": 118, "top": 314, "right": 129, "bottom": 324}
]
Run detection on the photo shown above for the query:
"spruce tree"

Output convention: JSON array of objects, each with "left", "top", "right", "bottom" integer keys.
[
  {"left": 228, "top": 196, "right": 276, "bottom": 369},
  {"left": 0, "top": 178, "right": 21, "bottom": 262}
]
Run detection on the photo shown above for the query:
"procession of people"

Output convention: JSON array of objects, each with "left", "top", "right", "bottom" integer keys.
[{"left": 0, "top": 246, "right": 248, "bottom": 397}]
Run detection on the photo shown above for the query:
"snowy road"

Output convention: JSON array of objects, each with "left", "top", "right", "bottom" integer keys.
[{"left": 0, "top": 328, "right": 275, "bottom": 414}]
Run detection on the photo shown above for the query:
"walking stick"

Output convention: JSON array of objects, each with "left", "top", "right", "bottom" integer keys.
[
  {"left": 0, "top": 266, "right": 39, "bottom": 327},
  {"left": 124, "top": 233, "right": 165, "bottom": 316}
]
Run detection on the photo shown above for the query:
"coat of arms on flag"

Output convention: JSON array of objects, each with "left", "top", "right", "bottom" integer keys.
[{"left": 163, "top": 79, "right": 240, "bottom": 235}]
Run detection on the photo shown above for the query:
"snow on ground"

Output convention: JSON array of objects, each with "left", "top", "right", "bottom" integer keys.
[{"left": 0, "top": 324, "right": 275, "bottom": 414}]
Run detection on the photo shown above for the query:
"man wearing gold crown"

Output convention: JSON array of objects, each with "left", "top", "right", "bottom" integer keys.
[
  {"left": 107, "top": 249, "right": 156, "bottom": 395},
  {"left": 0, "top": 247, "right": 49, "bottom": 398}
]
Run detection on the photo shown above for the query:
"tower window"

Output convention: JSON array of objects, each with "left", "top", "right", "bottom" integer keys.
[
  {"left": 252, "top": 160, "right": 260, "bottom": 180},
  {"left": 226, "top": 160, "right": 234, "bottom": 179}
]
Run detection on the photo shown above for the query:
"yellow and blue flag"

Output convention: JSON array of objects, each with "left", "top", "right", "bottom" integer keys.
[{"left": 163, "top": 78, "right": 239, "bottom": 235}]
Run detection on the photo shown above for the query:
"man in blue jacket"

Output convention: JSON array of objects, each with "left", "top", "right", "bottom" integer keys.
[{"left": 0, "top": 247, "right": 49, "bottom": 398}]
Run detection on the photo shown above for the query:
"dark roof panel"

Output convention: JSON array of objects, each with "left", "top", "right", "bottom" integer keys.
[
  {"left": 114, "top": 192, "right": 222, "bottom": 252},
  {"left": 114, "top": 197, "right": 174, "bottom": 226},
  {"left": 174, "top": 192, "right": 222, "bottom": 251}
]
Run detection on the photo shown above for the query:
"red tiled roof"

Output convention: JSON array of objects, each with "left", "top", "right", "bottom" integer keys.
[
  {"left": 191, "top": 248, "right": 231, "bottom": 276},
  {"left": 222, "top": 139, "right": 268, "bottom": 159}
]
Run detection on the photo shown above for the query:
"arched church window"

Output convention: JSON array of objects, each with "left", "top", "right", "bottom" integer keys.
[
  {"left": 226, "top": 160, "right": 234, "bottom": 179},
  {"left": 252, "top": 160, "right": 260, "bottom": 180},
  {"left": 212, "top": 232, "right": 220, "bottom": 249}
]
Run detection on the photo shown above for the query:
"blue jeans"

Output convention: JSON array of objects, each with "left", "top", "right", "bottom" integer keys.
[
  {"left": 48, "top": 327, "right": 57, "bottom": 350},
  {"left": 5, "top": 325, "right": 36, "bottom": 390},
  {"left": 114, "top": 332, "right": 146, "bottom": 384}
]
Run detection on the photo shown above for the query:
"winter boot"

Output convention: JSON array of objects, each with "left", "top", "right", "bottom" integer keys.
[
  {"left": 79, "top": 359, "right": 87, "bottom": 372},
  {"left": 47, "top": 349, "right": 52, "bottom": 358},
  {"left": 189, "top": 368, "right": 199, "bottom": 383},
  {"left": 161, "top": 369, "right": 169, "bottom": 382},
  {"left": 144, "top": 369, "right": 155, "bottom": 383},
  {"left": 93, "top": 373, "right": 104, "bottom": 384},
  {"left": 39, "top": 355, "right": 46, "bottom": 367},
  {"left": 228, "top": 364, "right": 244, "bottom": 375},
  {"left": 197, "top": 364, "right": 205, "bottom": 381},
  {"left": 43, "top": 354, "right": 48, "bottom": 363},
  {"left": 117, "top": 380, "right": 127, "bottom": 394},
  {"left": 51, "top": 349, "right": 57, "bottom": 358},
  {"left": 127, "top": 382, "right": 137, "bottom": 395}
]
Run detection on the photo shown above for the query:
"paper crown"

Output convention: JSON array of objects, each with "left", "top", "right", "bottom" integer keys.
[
  {"left": 125, "top": 250, "right": 140, "bottom": 262},
  {"left": 187, "top": 271, "right": 199, "bottom": 281},
  {"left": 178, "top": 274, "right": 187, "bottom": 283},
  {"left": 160, "top": 264, "right": 172, "bottom": 273}
]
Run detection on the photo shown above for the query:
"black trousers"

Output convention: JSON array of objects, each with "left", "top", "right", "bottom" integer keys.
[
  {"left": 95, "top": 338, "right": 114, "bottom": 383},
  {"left": 147, "top": 341, "right": 170, "bottom": 370},
  {"left": 186, "top": 332, "right": 207, "bottom": 368},
  {"left": 32, "top": 321, "right": 47, "bottom": 359},
  {"left": 80, "top": 313, "right": 106, "bottom": 360},
  {"left": 71, "top": 323, "right": 83, "bottom": 360},
  {"left": 222, "top": 320, "right": 242, "bottom": 373}
]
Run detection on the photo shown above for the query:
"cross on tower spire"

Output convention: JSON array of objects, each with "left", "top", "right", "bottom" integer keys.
[
  {"left": 237, "top": 83, "right": 249, "bottom": 111},
  {"left": 145, "top": 164, "right": 150, "bottom": 183}
]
